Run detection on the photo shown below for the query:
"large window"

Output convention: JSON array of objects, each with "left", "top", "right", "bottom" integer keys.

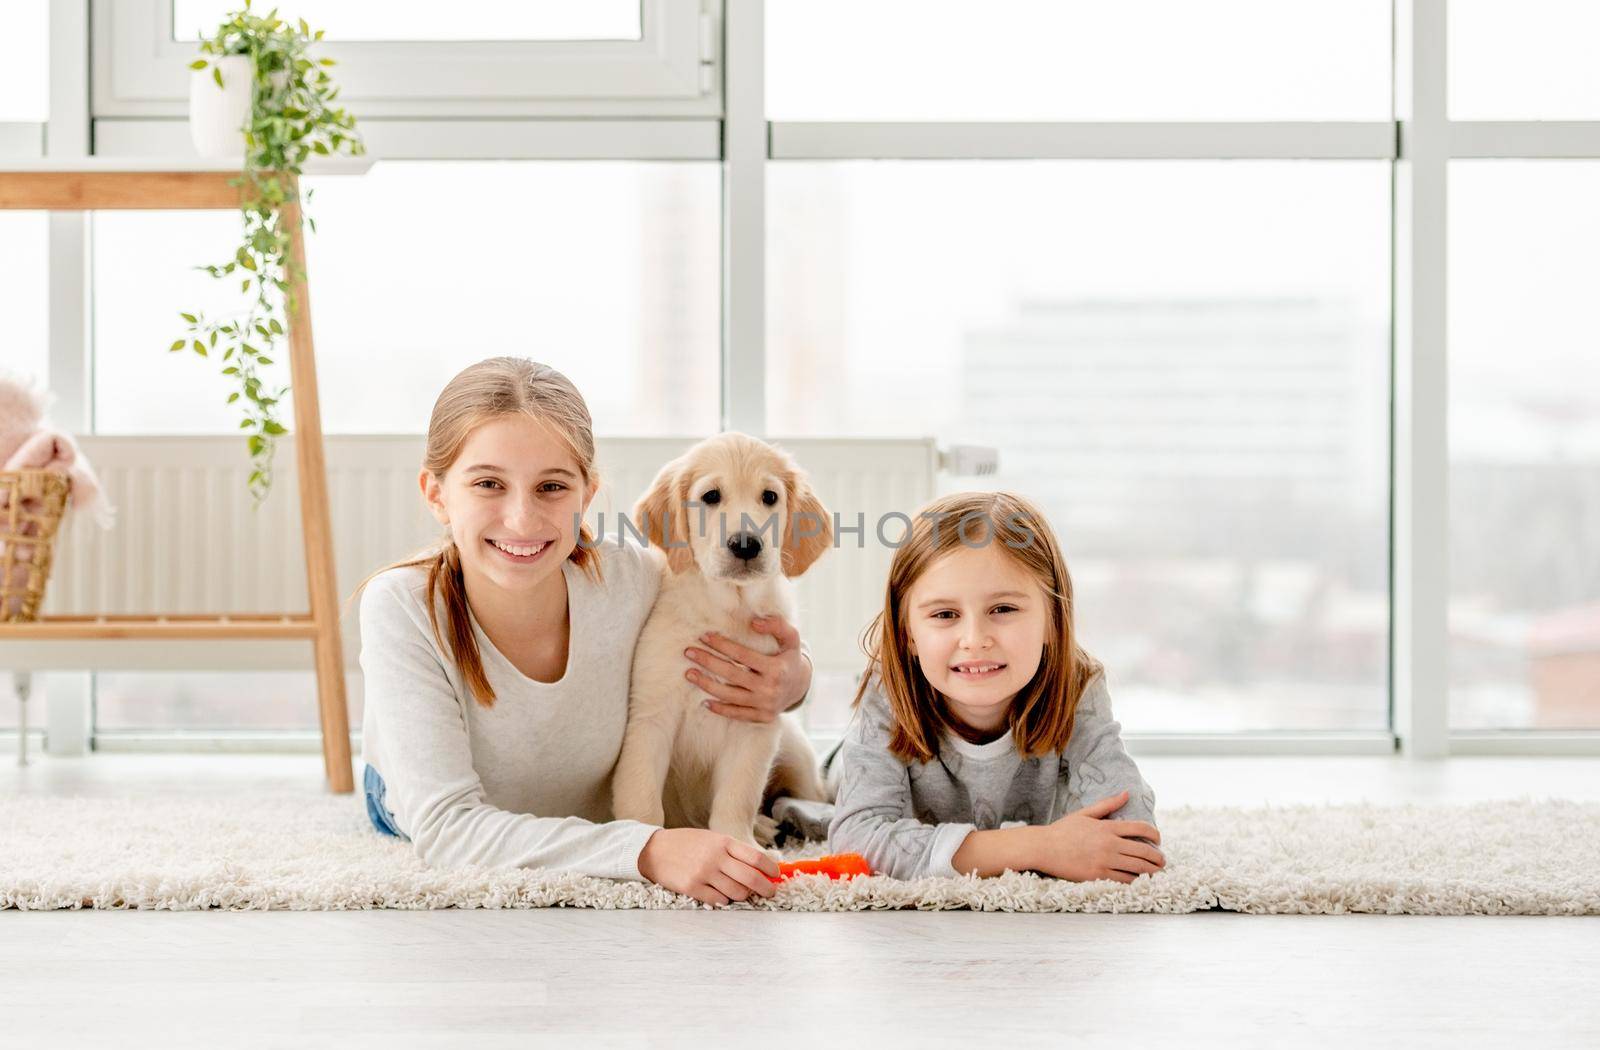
[
  {"left": 13, "top": 2, "right": 1595, "bottom": 752},
  {"left": 93, "top": 162, "right": 721, "bottom": 436},
  {"left": 1449, "top": 161, "right": 1600, "bottom": 730},
  {"left": 770, "top": 161, "right": 1392, "bottom": 732}
]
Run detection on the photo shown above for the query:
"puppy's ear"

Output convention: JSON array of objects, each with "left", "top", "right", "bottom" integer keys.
[
  {"left": 633, "top": 458, "right": 695, "bottom": 574},
  {"left": 781, "top": 466, "right": 832, "bottom": 577}
]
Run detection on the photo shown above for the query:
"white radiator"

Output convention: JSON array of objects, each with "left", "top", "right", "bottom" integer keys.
[{"left": 11, "top": 436, "right": 937, "bottom": 674}]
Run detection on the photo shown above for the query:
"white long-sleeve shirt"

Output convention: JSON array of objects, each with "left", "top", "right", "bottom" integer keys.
[{"left": 357, "top": 537, "right": 663, "bottom": 880}]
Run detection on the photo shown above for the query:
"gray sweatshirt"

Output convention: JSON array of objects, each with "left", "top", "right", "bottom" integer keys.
[{"left": 826, "top": 672, "right": 1158, "bottom": 879}]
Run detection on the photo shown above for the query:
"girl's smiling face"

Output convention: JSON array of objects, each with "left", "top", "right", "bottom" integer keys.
[
  {"left": 904, "top": 543, "right": 1050, "bottom": 733},
  {"left": 420, "top": 414, "right": 595, "bottom": 596}
]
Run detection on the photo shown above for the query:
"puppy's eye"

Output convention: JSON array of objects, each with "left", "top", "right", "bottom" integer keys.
[
  {"left": 761, "top": 489, "right": 778, "bottom": 506},
  {"left": 702, "top": 489, "right": 721, "bottom": 505}
]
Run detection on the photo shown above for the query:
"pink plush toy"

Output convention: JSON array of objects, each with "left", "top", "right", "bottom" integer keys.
[
  {"left": 0, "top": 372, "right": 115, "bottom": 616},
  {"left": 0, "top": 370, "right": 114, "bottom": 529}
]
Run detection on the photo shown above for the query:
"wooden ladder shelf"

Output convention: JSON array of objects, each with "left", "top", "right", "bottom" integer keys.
[{"left": 0, "top": 160, "right": 371, "bottom": 793}]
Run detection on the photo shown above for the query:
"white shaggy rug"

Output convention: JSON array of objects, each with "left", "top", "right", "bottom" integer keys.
[{"left": 2, "top": 793, "right": 1597, "bottom": 915}]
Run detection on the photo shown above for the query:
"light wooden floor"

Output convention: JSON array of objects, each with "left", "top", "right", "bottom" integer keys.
[{"left": 4, "top": 752, "right": 1599, "bottom": 1049}]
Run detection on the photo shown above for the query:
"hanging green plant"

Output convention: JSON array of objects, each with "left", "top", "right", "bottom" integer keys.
[{"left": 174, "top": 1, "right": 365, "bottom": 504}]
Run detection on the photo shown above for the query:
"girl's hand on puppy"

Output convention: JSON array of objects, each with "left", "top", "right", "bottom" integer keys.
[
  {"left": 638, "top": 828, "right": 781, "bottom": 907},
  {"left": 682, "top": 615, "right": 812, "bottom": 724}
]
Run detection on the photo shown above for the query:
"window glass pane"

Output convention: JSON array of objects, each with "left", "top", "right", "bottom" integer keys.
[
  {"left": 173, "top": 1, "right": 641, "bottom": 42},
  {"left": 767, "top": 0, "right": 1391, "bottom": 121},
  {"left": 95, "top": 670, "right": 362, "bottom": 732},
  {"left": 93, "top": 162, "right": 719, "bottom": 436},
  {"left": 0, "top": 0, "right": 48, "bottom": 121},
  {"left": 770, "top": 161, "right": 1392, "bottom": 734},
  {"left": 0, "top": 215, "right": 49, "bottom": 387},
  {"left": 1449, "top": 161, "right": 1600, "bottom": 730},
  {"left": 1450, "top": 0, "right": 1600, "bottom": 119}
]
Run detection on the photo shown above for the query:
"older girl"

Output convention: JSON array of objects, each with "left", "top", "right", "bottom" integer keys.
[{"left": 359, "top": 357, "right": 813, "bottom": 906}]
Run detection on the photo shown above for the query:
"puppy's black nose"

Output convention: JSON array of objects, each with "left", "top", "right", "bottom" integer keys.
[{"left": 727, "top": 532, "right": 762, "bottom": 561}]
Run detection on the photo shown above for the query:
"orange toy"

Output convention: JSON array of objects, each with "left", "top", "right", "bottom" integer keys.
[{"left": 768, "top": 853, "right": 874, "bottom": 883}]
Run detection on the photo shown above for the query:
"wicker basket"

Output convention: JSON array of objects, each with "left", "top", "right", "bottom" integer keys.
[{"left": 1, "top": 469, "right": 72, "bottom": 623}]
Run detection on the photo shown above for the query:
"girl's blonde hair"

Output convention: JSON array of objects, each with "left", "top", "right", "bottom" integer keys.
[
  {"left": 356, "top": 357, "right": 603, "bottom": 708},
  {"left": 852, "top": 490, "right": 1101, "bottom": 763}
]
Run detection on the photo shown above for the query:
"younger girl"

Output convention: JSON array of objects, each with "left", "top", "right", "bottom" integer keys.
[{"left": 829, "top": 491, "right": 1165, "bottom": 882}]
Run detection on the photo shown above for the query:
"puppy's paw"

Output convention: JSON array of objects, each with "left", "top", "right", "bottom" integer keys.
[{"left": 752, "top": 812, "right": 781, "bottom": 848}]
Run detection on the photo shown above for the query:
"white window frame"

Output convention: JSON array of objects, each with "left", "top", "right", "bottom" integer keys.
[
  {"left": 13, "top": 0, "right": 1595, "bottom": 757},
  {"left": 91, "top": 115, "right": 721, "bottom": 160},
  {"left": 92, "top": 0, "right": 720, "bottom": 118}
]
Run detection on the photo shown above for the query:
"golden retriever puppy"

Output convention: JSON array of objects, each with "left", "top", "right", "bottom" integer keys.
[{"left": 611, "top": 432, "right": 832, "bottom": 850}]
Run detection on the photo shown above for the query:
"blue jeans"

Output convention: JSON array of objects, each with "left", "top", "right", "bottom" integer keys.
[{"left": 364, "top": 763, "right": 409, "bottom": 840}]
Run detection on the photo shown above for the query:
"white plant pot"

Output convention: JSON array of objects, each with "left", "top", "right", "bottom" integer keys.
[{"left": 188, "top": 54, "right": 256, "bottom": 158}]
